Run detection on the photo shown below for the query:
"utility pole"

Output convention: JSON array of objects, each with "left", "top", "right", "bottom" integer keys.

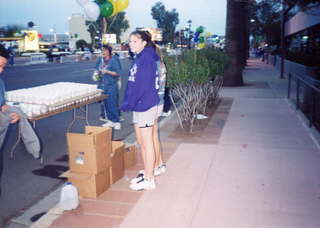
[
  {"left": 187, "top": 20, "right": 192, "bottom": 49},
  {"left": 180, "top": 29, "right": 183, "bottom": 49},
  {"left": 280, "top": 0, "right": 285, "bottom": 79}
]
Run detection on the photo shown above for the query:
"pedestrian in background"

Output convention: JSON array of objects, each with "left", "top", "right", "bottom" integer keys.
[
  {"left": 162, "top": 86, "right": 172, "bottom": 116},
  {"left": 94, "top": 44, "right": 122, "bottom": 130},
  {"left": 121, "top": 31, "right": 160, "bottom": 191},
  {"left": 7, "top": 45, "right": 15, "bottom": 67}
]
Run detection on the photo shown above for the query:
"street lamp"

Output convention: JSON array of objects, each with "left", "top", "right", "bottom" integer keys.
[
  {"left": 249, "top": 19, "right": 256, "bottom": 51},
  {"left": 187, "top": 20, "right": 192, "bottom": 48},
  {"left": 49, "top": 27, "right": 57, "bottom": 43}
]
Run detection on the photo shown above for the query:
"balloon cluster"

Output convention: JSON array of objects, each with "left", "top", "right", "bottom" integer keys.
[
  {"left": 194, "top": 26, "right": 206, "bottom": 49},
  {"left": 76, "top": 0, "right": 129, "bottom": 21}
]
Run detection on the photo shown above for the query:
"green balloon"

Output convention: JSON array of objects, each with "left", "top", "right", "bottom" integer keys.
[
  {"left": 199, "top": 37, "right": 205, "bottom": 43},
  {"left": 96, "top": 0, "right": 106, "bottom": 4},
  {"left": 100, "top": 1, "right": 114, "bottom": 17},
  {"left": 196, "top": 26, "right": 204, "bottom": 33}
]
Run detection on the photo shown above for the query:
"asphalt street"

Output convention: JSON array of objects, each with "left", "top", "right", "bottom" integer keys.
[{"left": 0, "top": 57, "right": 134, "bottom": 225}]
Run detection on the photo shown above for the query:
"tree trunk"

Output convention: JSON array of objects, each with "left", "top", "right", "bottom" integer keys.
[
  {"left": 242, "top": 2, "right": 250, "bottom": 67},
  {"left": 223, "top": 0, "right": 245, "bottom": 86}
]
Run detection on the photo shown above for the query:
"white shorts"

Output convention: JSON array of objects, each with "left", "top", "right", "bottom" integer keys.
[{"left": 133, "top": 105, "right": 158, "bottom": 128}]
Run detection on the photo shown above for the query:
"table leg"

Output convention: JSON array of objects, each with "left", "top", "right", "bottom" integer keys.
[
  {"left": 67, "top": 105, "right": 91, "bottom": 132},
  {"left": 67, "top": 108, "right": 77, "bottom": 132},
  {"left": 85, "top": 104, "right": 90, "bottom": 126}
]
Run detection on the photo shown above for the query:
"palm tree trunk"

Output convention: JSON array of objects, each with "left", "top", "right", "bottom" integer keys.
[
  {"left": 223, "top": 0, "right": 245, "bottom": 86},
  {"left": 242, "top": 2, "right": 250, "bottom": 67}
]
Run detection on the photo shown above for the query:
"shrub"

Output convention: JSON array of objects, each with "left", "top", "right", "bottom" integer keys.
[{"left": 164, "top": 48, "right": 227, "bottom": 133}]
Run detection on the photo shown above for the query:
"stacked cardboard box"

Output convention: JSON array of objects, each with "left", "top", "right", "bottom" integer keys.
[
  {"left": 65, "top": 126, "right": 112, "bottom": 198},
  {"left": 124, "top": 144, "right": 137, "bottom": 169},
  {"left": 63, "top": 126, "right": 138, "bottom": 198},
  {"left": 110, "top": 141, "right": 125, "bottom": 184},
  {"left": 109, "top": 142, "right": 138, "bottom": 184}
]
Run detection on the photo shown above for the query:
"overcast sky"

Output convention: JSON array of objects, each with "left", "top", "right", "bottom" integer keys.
[{"left": 0, "top": 0, "right": 226, "bottom": 36}]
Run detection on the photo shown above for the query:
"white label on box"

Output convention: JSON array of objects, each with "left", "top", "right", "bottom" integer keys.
[{"left": 75, "top": 156, "right": 84, "bottom": 165}]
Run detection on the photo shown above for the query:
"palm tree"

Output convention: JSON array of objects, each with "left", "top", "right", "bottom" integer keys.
[{"left": 223, "top": 0, "right": 250, "bottom": 86}]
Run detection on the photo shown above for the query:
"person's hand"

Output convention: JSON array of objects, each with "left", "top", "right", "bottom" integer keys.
[
  {"left": 9, "top": 112, "right": 20, "bottom": 124},
  {"left": 92, "top": 71, "right": 101, "bottom": 81},
  {"left": 1, "top": 104, "right": 9, "bottom": 112}
]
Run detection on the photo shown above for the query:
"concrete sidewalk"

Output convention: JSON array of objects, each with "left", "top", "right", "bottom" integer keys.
[{"left": 35, "top": 59, "right": 320, "bottom": 228}]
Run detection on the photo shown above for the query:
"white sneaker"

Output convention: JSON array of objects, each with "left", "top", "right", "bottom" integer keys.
[
  {"left": 101, "top": 121, "right": 113, "bottom": 128},
  {"left": 99, "top": 117, "right": 108, "bottom": 122},
  {"left": 196, "top": 114, "right": 208, "bottom": 120},
  {"left": 114, "top": 122, "right": 121, "bottom": 130},
  {"left": 130, "top": 178, "right": 155, "bottom": 191},
  {"left": 130, "top": 165, "right": 166, "bottom": 185},
  {"left": 130, "top": 170, "right": 145, "bottom": 184},
  {"left": 154, "top": 164, "right": 166, "bottom": 176},
  {"left": 161, "top": 110, "right": 172, "bottom": 117},
  {"left": 102, "top": 121, "right": 121, "bottom": 130}
]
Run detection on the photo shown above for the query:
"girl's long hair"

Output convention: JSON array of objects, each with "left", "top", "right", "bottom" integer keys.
[{"left": 130, "top": 30, "right": 156, "bottom": 49}]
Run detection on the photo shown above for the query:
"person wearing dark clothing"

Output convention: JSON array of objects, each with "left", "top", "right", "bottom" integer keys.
[
  {"left": 162, "top": 86, "right": 172, "bottom": 115},
  {"left": 0, "top": 44, "right": 18, "bottom": 198},
  {"left": 47, "top": 47, "right": 54, "bottom": 62},
  {"left": 7, "top": 46, "right": 14, "bottom": 67},
  {"left": 0, "top": 44, "right": 40, "bottom": 199}
]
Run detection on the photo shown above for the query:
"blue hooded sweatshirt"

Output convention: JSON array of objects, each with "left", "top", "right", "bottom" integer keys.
[{"left": 121, "top": 46, "right": 160, "bottom": 112}]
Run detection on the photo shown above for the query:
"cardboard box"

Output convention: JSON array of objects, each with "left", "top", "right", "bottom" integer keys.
[
  {"left": 109, "top": 141, "right": 125, "bottom": 184},
  {"left": 67, "top": 126, "right": 112, "bottom": 174},
  {"left": 124, "top": 144, "right": 137, "bottom": 169},
  {"left": 62, "top": 169, "right": 110, "bottom": 198}
]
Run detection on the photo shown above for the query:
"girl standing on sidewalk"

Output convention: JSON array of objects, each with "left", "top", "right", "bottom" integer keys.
[
  {"left": 121, "top": 31, "right": 160, "bottom": 191},
  {"left": 153, "top": 45, "right": 167, "bottom": 175}
]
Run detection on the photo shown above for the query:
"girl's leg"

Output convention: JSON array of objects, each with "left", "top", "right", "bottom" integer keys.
[
  {"left": 138, "top": 126, "right": 155, "bottom": 180},
  {"left": 153, "top": 122, "right": 163, "bottom": 167},
  {"left": 134, "top": 124, "right": 145, "bottom": 163}
]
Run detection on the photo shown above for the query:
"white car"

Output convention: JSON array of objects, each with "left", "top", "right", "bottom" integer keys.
[{"left": 75, "top": 51, "right": 92, "bottom": 60}]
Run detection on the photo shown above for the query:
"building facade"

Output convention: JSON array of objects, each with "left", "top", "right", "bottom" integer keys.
[
  {"left": 285, "top": 4, "right": 320, "bottom": 67},
  {"left": 68, "top": 13, "right": 91, "bottom": 51}
]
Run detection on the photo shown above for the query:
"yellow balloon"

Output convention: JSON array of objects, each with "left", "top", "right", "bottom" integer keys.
[
  {"left": 110, "top": 0, "right": 119, "bottom": 16},
  {"left": 198, "top": 43, "right": 206, "bottom": 49},
  {"left": 115, "top": 0, "right": 129, "bottom": 12}
]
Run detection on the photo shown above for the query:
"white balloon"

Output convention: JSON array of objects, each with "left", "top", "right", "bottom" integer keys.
[
  {"left": 83, "top": 2, "right": 100, "bottom": 21},
  {"left": 76, "top": 0, "right": 89, "bottom": 7}
]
